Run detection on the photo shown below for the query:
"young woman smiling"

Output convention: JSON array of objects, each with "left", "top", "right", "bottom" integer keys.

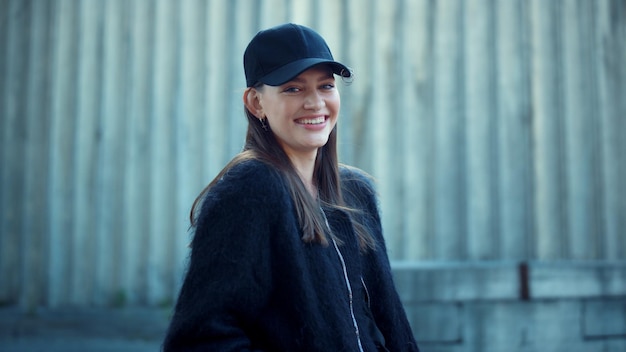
[{"left": 163, "top": 23, "right": 420, "bottom": 352}]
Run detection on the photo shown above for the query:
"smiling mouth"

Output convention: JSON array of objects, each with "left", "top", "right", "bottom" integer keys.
[{"left": 296, "top": 116, "right": 326, "bottom": 125}]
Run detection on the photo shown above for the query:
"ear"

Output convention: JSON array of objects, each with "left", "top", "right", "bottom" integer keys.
[{"left": 243, "top": 88, "right": 264, "bottom": 118}]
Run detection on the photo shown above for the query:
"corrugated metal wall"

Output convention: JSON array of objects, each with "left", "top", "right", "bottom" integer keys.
[{"left": 1, "top": 0, "right": 625, "bottom": 308}]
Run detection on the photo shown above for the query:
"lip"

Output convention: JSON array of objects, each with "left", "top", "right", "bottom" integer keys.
[{"left": 295, "top": 115, "right": 328, "bottom": 129}]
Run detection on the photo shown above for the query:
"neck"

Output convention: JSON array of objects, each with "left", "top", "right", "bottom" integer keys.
[{"left": 287, "top": 150, "right": 318, "bottom": 198}]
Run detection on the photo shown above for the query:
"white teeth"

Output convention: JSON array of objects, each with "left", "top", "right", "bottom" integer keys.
[{"left": 299, "top": 116, "right": 325, "bottom": 124}]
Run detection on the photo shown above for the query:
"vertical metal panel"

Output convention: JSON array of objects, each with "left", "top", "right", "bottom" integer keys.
[
  {"left": 22, "top": 0, "right": 53, "bottom": 307},
  {"left": 147, "top": 0, "right": 178, "bottom": 305},
  {"left": 72, "top": 0, "right": 102, "bottom": 305},
  {"left": 373, "top": 0, "right": 394, "bottom": 254},
  {"left": 98, "top": 0, "right": 130, "bottom": 305},
  {"left": 562, "top": 0, "right": 601, "bottom": 259},
  {"left": 495, "top": 0, "right": 533, "bottom": 259},
  {"left": 1, "top": 0, "right": 25, "bottom": 304},
  {"left": 260, "top": 0, "right": 289, "bottom": 26},
  {"left": 342, "top": 0, "right": 371, "bottom": 168},
  {"left": 205, "top": 1, "right": 230, "bottom": 177},
  {"left": 367, "top": 0, "right": 398, "bottom": 259},
  {"left": 0, "top": 3, "right": 7, "bottom": 302},
  {"left": 0, "top": 0, "right": 625, "bottom": 307},
  {"left": 48, "top": 0, "right": 80, "bottom": 307},
  {"left": 597, "top": 0, "right": 626, "bottom": 260},
  {"left": 3, "top": 0, "right": 32, "bottom": 305},
  {"left": 174, "top": 0, "right": 208, "bottom": 300},
  {"left": 530, "top": 0, "right": 567, "bottom": 259},
  {"left": 400, "top": 0, "right": 431, "bottom": 260},
  {"left": 465, "top": 0, "right": 498, "bottom": 260},
  {"left": 389, "top": 0, "right": 408, "bottom": 260},
  {"left": 122, "top": 0, "right": 155, "bottom": 305},
  {"left": 432, "top": 0, "right": 466, "bottom": 260}
]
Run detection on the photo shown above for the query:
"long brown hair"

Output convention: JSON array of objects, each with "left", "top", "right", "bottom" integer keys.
[{"left": 190, "top": 104, "right": 376, "bottom": 251}]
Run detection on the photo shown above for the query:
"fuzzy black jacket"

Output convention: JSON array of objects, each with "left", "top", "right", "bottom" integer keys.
[{"left": 163, "top": 160, "right": 419, "bottom": 351}]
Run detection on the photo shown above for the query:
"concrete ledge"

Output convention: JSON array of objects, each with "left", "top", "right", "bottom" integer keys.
[
  {"left": 391, "top": 260, "right": 626, "bottom": 302},
  {"left": 391, "top": 261, "right": 520, "bottom": 302},
  {"left": 529, "top": 261, "right": 626, "bottom": 299}
]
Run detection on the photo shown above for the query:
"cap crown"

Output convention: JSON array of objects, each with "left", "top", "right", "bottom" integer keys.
[{"left": 244, "top": 23, "right": 349, "bottom": 87}]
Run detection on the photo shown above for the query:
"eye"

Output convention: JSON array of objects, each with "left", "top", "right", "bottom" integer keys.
[
  {"left": 282, "top": 86, "right": 301, "bottom": 93},
  {"left": 321, "top": 83, "right": 335, "bottom": 90}
]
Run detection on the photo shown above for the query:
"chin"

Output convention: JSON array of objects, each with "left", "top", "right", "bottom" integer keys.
[{"left": 312, "top": 138, "right": 330, "bottom": 149}]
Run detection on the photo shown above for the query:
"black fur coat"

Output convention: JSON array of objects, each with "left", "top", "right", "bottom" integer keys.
[{"left": 163, "top": 160, "right": 419, "bottom": 351}]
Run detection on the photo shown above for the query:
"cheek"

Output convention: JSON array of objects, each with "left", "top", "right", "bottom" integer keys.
[
  {"left": 262, "top": 100, "right": 285, "bottom": 120},
  {"left": 330, "top": 96, "right": 341, "bottom": 117}
]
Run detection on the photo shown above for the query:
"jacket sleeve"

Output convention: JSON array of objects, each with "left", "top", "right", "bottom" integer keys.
[
  {"left": 341, "top": 167, "right": 420, "bottom": 352},
  {"left": 163, "top": 163, "right": 279, "bottom": 351}
]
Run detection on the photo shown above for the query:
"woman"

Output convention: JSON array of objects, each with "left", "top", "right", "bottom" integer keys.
[{"left": 163, "top": 23, "right": 419, "bottom": 352}]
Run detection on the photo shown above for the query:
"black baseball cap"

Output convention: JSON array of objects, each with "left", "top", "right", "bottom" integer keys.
[{"left": 244, "top": 23, "right": 352, "bottom": 87}]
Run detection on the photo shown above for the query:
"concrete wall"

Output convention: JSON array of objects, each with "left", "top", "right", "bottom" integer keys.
[{"left": 395, "top": 262, "right": 626, "bottom": 351}]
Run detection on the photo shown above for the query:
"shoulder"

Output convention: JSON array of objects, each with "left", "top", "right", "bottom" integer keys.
[
  {"left": 339, "top": 164, "right": 381, "bottom": 223},
  {"left": 339, "top": 164, "right": 377, "bottom": 200},
  {"left": 192, "top": 159, "right": 290, "bottom": 239},
  {"left": 214, "top": 159, "right": 284, "bottom": 195},
  {"left": 201, "top": 159, "right": 288, "bottom": 215}
]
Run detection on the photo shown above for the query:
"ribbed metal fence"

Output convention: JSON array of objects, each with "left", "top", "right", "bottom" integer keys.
[{"left": 1, "top": 0, "right": 625, "bottom": 308}]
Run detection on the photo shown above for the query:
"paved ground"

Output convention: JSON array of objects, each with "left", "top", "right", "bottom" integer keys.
[{"left": 0, "top": 306, "right": 170, "bottom": 352}]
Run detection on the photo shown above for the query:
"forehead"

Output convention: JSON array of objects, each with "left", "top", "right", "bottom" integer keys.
[{"left": 288, "top": 65, "right": 335, "bottom": 83}]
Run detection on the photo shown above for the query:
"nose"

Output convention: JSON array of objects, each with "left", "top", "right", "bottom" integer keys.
[{"left": 303, "top": 90, "right": 325, "bottom": 111}]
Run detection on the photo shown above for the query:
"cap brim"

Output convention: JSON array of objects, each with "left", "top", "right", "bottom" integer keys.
[{"left": 259, "top": 58, "right": 351, "bottom": 86}]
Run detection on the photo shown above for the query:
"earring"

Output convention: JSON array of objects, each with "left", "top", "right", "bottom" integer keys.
[{"left": 259, "top": 117, "right": 268, "bottom": 131}]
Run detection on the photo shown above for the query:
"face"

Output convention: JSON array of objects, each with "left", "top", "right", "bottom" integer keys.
[{"left": 249, "top": 65, "right": 340, "bottom": 159}]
